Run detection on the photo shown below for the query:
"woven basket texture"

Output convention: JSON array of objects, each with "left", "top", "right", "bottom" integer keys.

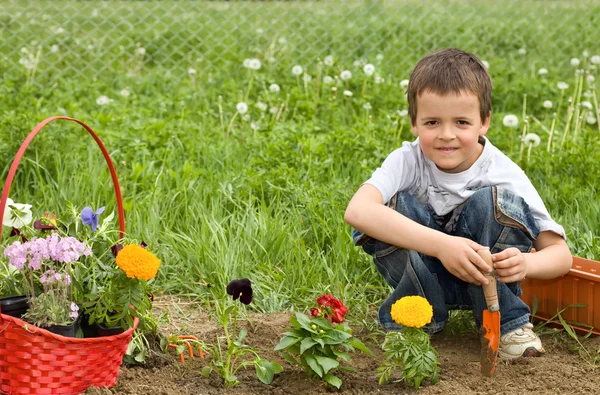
[{"left": 0, "top": 312, "right": 137, "bottom": 395}]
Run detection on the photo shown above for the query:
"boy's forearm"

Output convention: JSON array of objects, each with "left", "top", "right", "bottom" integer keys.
[
  {"left": 524, "top": 244, "right": 572, "bottom": 279},
  {"left": 345, "top": 203, "right": 448, "bottom": 259}
]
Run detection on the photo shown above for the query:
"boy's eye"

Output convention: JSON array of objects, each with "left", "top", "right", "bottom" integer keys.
[
  {"left": 424, "top": 120, "right": 438, "bottom": 126},
  {"left": 457, "top": 120, "right": 470, "bottom": 125}
]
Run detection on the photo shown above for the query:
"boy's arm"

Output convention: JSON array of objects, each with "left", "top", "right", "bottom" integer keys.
[
  {"left": 492, "top": 231, "right": 572, "bottom": 282},
  {"left": 345, "top": 184, "right": 492, "bottom": 285}
]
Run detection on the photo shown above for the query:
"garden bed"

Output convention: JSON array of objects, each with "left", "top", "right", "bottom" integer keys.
[{"left": 85, "top": 296, "right": 599, "bottom": 395}]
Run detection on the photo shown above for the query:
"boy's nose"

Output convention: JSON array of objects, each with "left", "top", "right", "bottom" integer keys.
[{"left": 439, "top": 125, "right": 456, "bottom": 140}]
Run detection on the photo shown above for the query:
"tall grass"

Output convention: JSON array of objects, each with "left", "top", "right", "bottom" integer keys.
[{"left": 1, "top": 1, "right": 599, "bottom": 319}]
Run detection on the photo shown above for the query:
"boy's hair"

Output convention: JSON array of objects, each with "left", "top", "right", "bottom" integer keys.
[{"left": 407, "top": 48, "right": 492, "bottom": 125}]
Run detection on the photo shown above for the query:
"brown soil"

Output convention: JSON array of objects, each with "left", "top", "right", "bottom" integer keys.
[{"left": 85, "top": 296, "right": 600, "bottom": 395}]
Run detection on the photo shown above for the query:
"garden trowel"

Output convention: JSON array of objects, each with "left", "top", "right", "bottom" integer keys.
[{"left": 477, "top": 249, "right": 499, "bottom": 377}]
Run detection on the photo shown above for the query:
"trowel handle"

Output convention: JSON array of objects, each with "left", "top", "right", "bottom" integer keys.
[{"left": 477, "top": 249, "right": 499, "bottom": 312}]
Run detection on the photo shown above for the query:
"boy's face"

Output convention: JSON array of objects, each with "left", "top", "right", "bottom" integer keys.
[{"left": 411, "top": 90, "right": 490, "bottom": 174}]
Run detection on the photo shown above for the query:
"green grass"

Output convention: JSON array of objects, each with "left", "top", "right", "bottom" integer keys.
[{"left": 1, "top": 0, "right": 599, "bottom": 323}]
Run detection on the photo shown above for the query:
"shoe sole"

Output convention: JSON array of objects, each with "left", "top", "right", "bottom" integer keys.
[
  {"left": 499, "top": 346, "right": 545, "bottom": 360},
  {"left": 521, "top": 346, "right": 543, "bottom": 357}
]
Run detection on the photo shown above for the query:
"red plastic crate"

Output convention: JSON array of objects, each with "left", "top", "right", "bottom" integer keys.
[{"left": 521, "top": 256, "right": 600, "bottom": 335}]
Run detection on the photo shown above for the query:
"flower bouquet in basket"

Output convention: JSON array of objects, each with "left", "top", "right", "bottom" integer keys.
[{"left": 1, "top": 199, "right": 160, "bottom": 337}]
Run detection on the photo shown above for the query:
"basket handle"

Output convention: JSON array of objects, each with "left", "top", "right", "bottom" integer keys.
[{"left": 0, "top": 116, "right": 125, "bottom": 240}]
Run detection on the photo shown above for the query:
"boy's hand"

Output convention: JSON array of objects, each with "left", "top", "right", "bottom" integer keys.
[
  {"left": 436, "top": 236, "right": 492, "bottom": 285},
  {"left": 491, "top": 248, "right": 528, "bottom": 283}
]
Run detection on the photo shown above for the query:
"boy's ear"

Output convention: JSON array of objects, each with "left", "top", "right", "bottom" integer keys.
[
  {"left": 411, "top": 122, "right": 418, "bottom": 136},
  {"left": 479, "top": 112, "right": 491, "bottom": 136}
]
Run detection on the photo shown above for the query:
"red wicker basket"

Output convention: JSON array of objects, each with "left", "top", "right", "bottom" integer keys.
[{"left": 0, "top": 116, "right": 138, "bottom": 395}]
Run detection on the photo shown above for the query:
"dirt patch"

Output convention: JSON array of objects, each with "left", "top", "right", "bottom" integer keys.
[{"left": 85, "top": 296, "right": 600, "bottom": 395}]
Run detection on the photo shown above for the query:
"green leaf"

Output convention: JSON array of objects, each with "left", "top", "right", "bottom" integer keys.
[
  {"left": 323, "top": 373, "right": 342, "bottom": 389},
  {"left": 304, "top": 354, "right": 323, "bottom": 377},
  {"left": 323, "top": 329, "right": 351, "bottom": 344},
  {"left": 332, "top": 349, "right": 351, "bottom": 363},
  {"left": 295, "top": 312, "right": 317, "bottom": 332},
  {"left": 275, "top": 335, "right": 301, "bottom": 351},
  {"left": 314, "top": 355, "right": 339, "bottom": 375},
  {"left": 201, "top": 366, "right": 212, "bottom": 378},
  {"left": 280, "top": 351, "right": 297, "bottom": 365},
  {"left": 255, "top": 359, "right": 275, "bottom": 385},
  {"left": 271, "top": 361, "right": 284, "bottom": 374},
  {"left": 237, "top": 328, "right": 248, "bottom": 344},
  {"left": 300, "top": 337, "right": 317, "bottom": 354},
  {"left": 349, "top": 338, "right": 373, "bottom": 355}
]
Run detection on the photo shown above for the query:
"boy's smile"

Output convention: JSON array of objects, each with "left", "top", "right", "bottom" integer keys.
[{"left": 411, "top": 90, "right": 490, "bottom": 173}]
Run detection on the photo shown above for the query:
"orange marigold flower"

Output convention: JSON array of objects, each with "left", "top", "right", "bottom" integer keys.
[{"left": 115, "top": 244, "right": 160, "bottom": 280}]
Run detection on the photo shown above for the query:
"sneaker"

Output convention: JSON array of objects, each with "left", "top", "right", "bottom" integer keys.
[{"left": 498, "top": 323, "right": 545, "bottom": 360}]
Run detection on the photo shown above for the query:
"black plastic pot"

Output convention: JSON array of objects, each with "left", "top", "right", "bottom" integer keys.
[
  {"left": 44, "top": 320, "right": 78, "bottom": 337},
  {"left": 80, "top": 314, "right": 124, "bottom": 338},
  {"left": 0, "top": 295, "right": 29, "bottom": 318},
  {"left": 96, "top": 322, "right": 125, "bottom": 337}
]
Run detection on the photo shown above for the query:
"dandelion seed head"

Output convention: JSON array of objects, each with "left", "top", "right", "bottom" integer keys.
[
  {"left": 591, "top": 55, "right": 600, "bottom": 65},
  {"left": 269, "top": 106, "right": 278, "bottom": 114},
  {"left": 269, "top": 83, "right": 281, "bottom": 93},
  {"left": 581, "top": 101, "right": 593, "bottom": 110},
  {"left": 267, "top": 56, "right": 276, "bottom": 63},
  {"left": 517, "top": 48, "right": 527, "bottom": 55},
  {"left": 400, "top": 79, "right": 410, "bottom": 89},
  {"left": 50, "top": 45, "right": 59, "bottom": 54},
  {"left": 119, "top": 88, "right": 130, "bottom": 97},
  {"left": 557, "top": 81, "right": 569, "bottom": 90},
  {"left": 256, "top": 102, "right": 267, "bottom": 112},
  {"left": 374, "top": 76, "right": 384, "bottom": 84},
  {"left": 256, "top": 28, "right": 264, "bottom": 34},
  {"left": 292, "top": 65, "right": 303, "bottom": 76},
  {"left": 331, "top": 87, "right": 337, "bottom": 92},
  {"left": 324, "top": 55, "right": 334, "bottom": 66},
  {"left": 502, "top": 114, "right": 519, "bottom": 127},
  {"left": 135, "top": 47, "right": 146, "bottom": 56},
  {"left": 278, "top": 37, "right": 287, "bottom": 45},
  {"left": 340, "top": 70, "right": 352, "bottom": 81},
  {"left": 586, "top": 74, "right": 595, "bottom": 83},
  {"left": 538, "top": 68, "right": 548, "bottom": 75},
  {"left": 188, "top": 68, "right": 197, "bottom": 76},
  {"left": 243, "top": 58, "right": 251, "bottom": 68},
  {"left": 376, "top": 53, "right": 384, "bottom": 61},
  {"left": 236, "top": 102, "right": 249, "bottom": 114},
  {"left": 543, "top": 100, "right": 553, "bottom": 109},
  {"left": 363, "top": 63, "right": 375, "bottom": 76},
  {"left": 570, "top": 58, "right": 580, "bottom": 67},
  {"left": 523, "top": 133, "right": 541, "bottom": 147},
  {"left": 583, "top": 50, "right": 590, "bottom": 58},
  {"left": 353, "top": 60, "right": 361, "bottom": 68},
  {"left": 363, "top": 102, "right": 372, "bottom": 110},
  {"left": 54, "top": 27, "right": 65, "bottom": 35},
  {"left": 323, "top": 76, "right": 334, "bottom": 84},
  {"left": 584, "top": 90, "right": 593, "bottom": 98},
  {"left": 343, "top": 90, "right": 353, "bottom": 97},
  {"left": 242, "top": 114, "right": 250, "bottom": 121},
  {"left": 587, "top": 115, "right": 597, "bottom": 125},
  {"left": 96, "top": 95, "right": 111, "bottom": 106},
  {"left": 303, "top": 73, "right": 312, "bottom": 82},
  {"left": 249, "top": 58, "right": 261, "bottom": 70},
  {"left": 398, "top": 109, "right": 408, "bottom": 117},
  {"left": 482, "top": 60, "right": 490, "bottom": 69}
]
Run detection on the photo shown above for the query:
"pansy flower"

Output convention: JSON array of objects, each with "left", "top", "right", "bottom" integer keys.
[
  {"left": 226, "top": 278, "right": 253, "bottom": 305},
  {"left": 80, "top": 206, "right": 105, "bottom": 232}
]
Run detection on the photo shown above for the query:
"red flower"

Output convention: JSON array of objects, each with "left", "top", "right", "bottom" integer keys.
[
  {"left": 316, "top": 294, "right": 348, "bottom": 323},
  {"left": 310, "top": 307, "right": 321, "bottom": 318}
]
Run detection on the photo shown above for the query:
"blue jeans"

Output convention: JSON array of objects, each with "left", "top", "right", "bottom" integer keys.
[{"left": 353, "top": 186, "right": 539, "bottom": 335}]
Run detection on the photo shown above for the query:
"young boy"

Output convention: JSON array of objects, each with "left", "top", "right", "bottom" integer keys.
[{"left": 344, "top": 48, "right": 572, "bottom": 359}]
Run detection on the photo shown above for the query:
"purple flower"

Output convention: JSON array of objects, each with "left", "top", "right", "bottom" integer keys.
[
  {"left": 226, "top": 278, "right": 253, "bottom": 305},
  {"left": 80, "top": 206, "right": 105, "bottom": 232}
]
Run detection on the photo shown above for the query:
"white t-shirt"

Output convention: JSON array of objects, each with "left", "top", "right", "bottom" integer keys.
[{"left": 364, "top": 137, "right": 566, "bottom": 239}]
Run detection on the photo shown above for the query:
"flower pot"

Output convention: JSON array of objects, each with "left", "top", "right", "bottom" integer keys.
[
  {"left": 96, "top": 322, "right": 125, "bottom": 337},
  {"left": 0, "top": 295, "right": 29, "bottom": 318},
  {"left": 43, "top": 320, "right": 79, "bottom": 337},
  {"left": 80, "top": 314, "right": 125, "bottom": 338}
]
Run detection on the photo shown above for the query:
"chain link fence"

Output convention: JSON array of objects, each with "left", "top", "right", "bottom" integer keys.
[{"left": 1, "top": 0, "right": 599, "bottom": 84}]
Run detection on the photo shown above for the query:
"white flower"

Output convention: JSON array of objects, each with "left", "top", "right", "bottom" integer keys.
[
  {"left": 323, "top": 76, "right": 334, "bottom": 84},
  {"left": 19, "top": 57, "right": 35, "bottom": 70},
  {"left": 236, "top": 102, "right": 248, "bottom": 114},
  {"left": 583, "top": 50, "right": 590, "bottom": 58},
  {"left": 119, "top": 88, "right": 130, "bottom": 97},
  {"left": 557, "top": 81, "right": 569, "bottom": 90},
  {"left": 243, "top": 58, "right": 251, "bottom": 68},
  {"left": 398, "top": 109, "right": 408, "bottom": 117},
  {"left": 376, "top": 53, "right": 384, "bottom": 61},
  {"left": 374, "top": 76, "right": 384, "bottom": 84},
  {"left": 584, "top": 90, "right": 593, "bottom": 98},
  {"left": 2, "top": 198, "right": 33, "bottom": 228},
  {"left": 482, "top": 60, "right": 490, "bottom": 69},
  {"left": 517, "top": 48, "right": 527, "bottom": 55},
  {"left": 278, "top": 37, "right": 287, "bottom": 45},
  {"left": 363, "top": 63, "right": 375, "bottom": 76},
  {"left": 92, "top": 9, "right": 99, "bottom": 17},
  {"left": 591, "top": 55, "right": 600, "bottom": 65},
  {"left": 248, "top": 58, "right": 261, "bottom": 70},
  {"left": 502, "top": 114, "right": 519, "bottom": 127},
  {"left": 587, "top": 74, "right": 595, "bottom": 83},
  {"left": 363, "top": 102, "right": 372, "bottom": 110},
  {"left": 570, "top": 58, "right": 580, "bottom": 67},
  {"left": 353, "top": 60, "right": 361, "bottom": 68},
  {"left": 343, "top": 90, "right": 353, "bottom": 97},
  {"left": 269, "top": 83, "right": 280, "bottom": 93},
  {"left": 537, "top": 68, "right": 548, "bottom": 75},
  {"left": 96, "top": 95, "right": 111, "bottom": 106},
  {"left": 250, "top": 122, "right": 259, "bottom": 131},
  {"left": 292, "top": 65, "right": 303, "bottom": 76},
  {"left": 269, "top": 106, "right": 278, "bottom": 114},
  {"left": 543, "top": 100, "right": 553, "bottom": 109},
  {"left": 54, "top": 27, "right": 65, "bottom": 34},
  {"left": 135, "top": 47, "right": 146, "bottom": 56},
  {"left": 242, "top": 114, "right": 250, "bottom": 121},
  {"left": 523, "top": 133, "right": 541, "bottom": 147},
  {"left": 400, "top": 79, "right": 409, "bottom": 89},
  {"left": 340, "top": 70, "right": 352, "bottom": 81},
  {"left": 188, "top": 68, "right": 197, "bottom": 76},
  {"left": 331, "top": 87, "right": 337, "bottom": 92},
  {"left": 256, "top": 28, "right": 264, "bottom": 34},
  {"left": 267, "top": 56, "right": 276, "bottom": 64},
  {"left": 587, "top": 115, "right": 597, "bottom": 125},
  {"left": 580, "top": 101, "right": 593, "bottom": 110},
  {"left": 50, "top": 45, "right": 59, "bottom": 54},
  {"left": 303, "top": 73, "right": 312, "bottom": 82},
  {"left": 87, "top": 44, "right": 94, "bottom": 51},
  {"left": 324, "top": 55, "right": 334, "bottom": 66},
  {"left": 256, "top": 102, "right": 267, "bottom": 112},
  {"left": 20, "top": 47, "right": 29, "bottom": 54}
]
